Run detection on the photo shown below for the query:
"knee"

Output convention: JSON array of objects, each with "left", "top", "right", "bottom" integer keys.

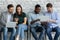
[
  {"left": 13, "top": 28, "right": 16, "bottom": 32},
  {"left": 31, "top": 28, "right": 35, "bottom": 32},
  {"left": 57, "top": 30, "right": 60, "bottom": 34},
  {"left": 42, "top": 30, "right": 45, "bottom": 34},
  {"left": 21, "top": 28, "right": 24, "bottom": 31},
  {"left": 4, "top": 27, "right": 8, "bottom": 32},
  {"left": 46, "top": 29, "right": 51, "bottom": 34},
  {"left": 56, "top": 28, "right": 60, "bottom": 34}
]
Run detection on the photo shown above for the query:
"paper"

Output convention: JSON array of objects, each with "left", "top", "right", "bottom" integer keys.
[
  {"left": 39, "top": 16, "right": 49, "bottom": 22},
  {"left": 6, "top": 22, "right": 16, "bottom": 28}
]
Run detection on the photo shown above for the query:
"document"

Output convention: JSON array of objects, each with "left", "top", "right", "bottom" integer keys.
[{"left": 39, "top": 16, "right": 49, "bottom": 22}]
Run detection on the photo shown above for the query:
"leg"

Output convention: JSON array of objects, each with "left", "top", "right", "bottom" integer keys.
[
  {"left": 15, "top": 24, "right": 22, "bottom": 40},
  {"left": 54, "top": 27, "right": 60, "bottom": 40},
  {"left": 39, "top": 27, "right": 45, "bottom": 40},
  {"left": 10, "top": 28, "right": 16, "bottom": 40},
  {"left": 31, "top": 27, "right": 38, "bottom": 40},
  {"left": 46, "top": 28, "right": 52, "bottom": 40},
  {"left": 20, "top": 24, "right": 27, "bottom": 40},
  {"left": 3, "top": 27, "right": 8, "bottom": 40}
]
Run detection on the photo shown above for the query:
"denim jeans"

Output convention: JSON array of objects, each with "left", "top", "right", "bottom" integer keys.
[
  {"left": 30, "top": 24, "right": 45, "bottom": 40},
  {"left": 46, "top": 27, "right": 60, "bottom": 40},
  {"left": 3, "top": 27, "right": 16, "bottom": 40},
  {"left": 16, "top": 24, "right": 27, "bottom": 39}
]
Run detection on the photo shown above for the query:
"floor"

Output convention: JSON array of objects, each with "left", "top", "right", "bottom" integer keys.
[{"left": 0, "top": 32, "right": 60, "bottom": 40}]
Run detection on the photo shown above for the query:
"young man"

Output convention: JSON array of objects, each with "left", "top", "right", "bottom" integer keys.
[
  {"left": 45, "top": 3, "right": 60, "bottom": 40},
  {"left": 28, "top": 4, "right": 45, "bottom": 40},
  {"left": 0, "top": 4, "right": 16, "bottom": 40}
]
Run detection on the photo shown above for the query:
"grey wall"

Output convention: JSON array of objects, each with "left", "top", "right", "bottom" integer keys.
[{"left": 0, "top": 0, "right": 60, "bottom": 14}]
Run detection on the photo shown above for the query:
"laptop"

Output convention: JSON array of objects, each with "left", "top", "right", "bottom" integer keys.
[
  {"left": 6, "top": 22, "right": 16, "bottom": 28},
  {"left": 39, "top": 16, "right": 49, "bottom": 22}
]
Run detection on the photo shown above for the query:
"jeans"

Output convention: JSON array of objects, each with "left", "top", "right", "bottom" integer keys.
[
  {"left": 46, "top": 27, "right": 60, "bottom": 40},
  {"left": 30, "top": 24, "right": 45, "bottom": 40},
  {"left": 3, "top": 27, "right": 16, "bottom": 40},
  {"left": 16, "top": 24, "right": 27, "bottom": 39}
]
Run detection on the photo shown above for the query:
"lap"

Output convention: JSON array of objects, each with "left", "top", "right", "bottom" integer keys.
[
  {"left": 47, "top": 27, "right": 60, "bottom": 32},
  {"left": 31, "top": 27, "right": 45, "bottom": 32},
  {"left": 53, "top": 27, "right": 60, "bottom": 32},
  {"left": 3, "top": 27, "right": 16, "bottom": 32},
  {"left": 18, "top": 24, "right": 27, "bottom": 30}
]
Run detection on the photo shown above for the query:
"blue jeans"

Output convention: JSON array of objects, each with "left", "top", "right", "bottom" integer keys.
[
  {"left": 31, "top": 25, "right": 45, "bottom": 40},
  {"left": 46, "top": 27, "right": 60, "bottom": 40},
  {"left": 3, "top": 27, "right": 16, "bottom": 40},
  {"left": 16, "top": 24, "right": 27, "bottom": 39}
]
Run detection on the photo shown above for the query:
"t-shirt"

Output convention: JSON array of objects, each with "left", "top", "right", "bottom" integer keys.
[{"left": 13, "top": 12, "right": 26, "bottom": 24}]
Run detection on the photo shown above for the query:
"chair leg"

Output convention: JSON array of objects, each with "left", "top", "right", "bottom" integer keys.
[
  {"left": 0, "top": 32, "right": 2, "bottom": 40},
  {"left": 27, "top": 31, "right": 28, "bottom": 40}
]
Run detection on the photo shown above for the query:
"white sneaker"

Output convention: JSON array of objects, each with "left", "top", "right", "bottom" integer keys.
[{"left": 15, "top": 35, "right": 19, "bottom": 40}]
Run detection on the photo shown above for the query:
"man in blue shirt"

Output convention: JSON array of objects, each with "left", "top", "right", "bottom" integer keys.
[
  {"left": 45, "top": 3, "right": 60, "bottom": 40},
  {"left": 28, "top": 4, "right": 46, "bottom": 40}
]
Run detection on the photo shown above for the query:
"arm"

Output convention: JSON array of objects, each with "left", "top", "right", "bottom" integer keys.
[
  {"left": 28, "top": 13, "right": 40, "bottom": 25},
  {"left": 0, "top": 12, "right": 6, "bottom": 26},
  {"left": 47, "top": 19, "right": 56, "bottom": 23},
  {"left": 14, "top": 18, "right": 19, "bottom": 24},
  {"left": 47, "top": 12, "right": 60, "bottom": 23},
  {"left": 13, "top": 14, "right": 19, "bottom": 24},
  {"left": 23, "top": 17, "right": 27, "bottom": 24},
  {"left": 30, "top": 19, "right": 40, "bottom": 24}
]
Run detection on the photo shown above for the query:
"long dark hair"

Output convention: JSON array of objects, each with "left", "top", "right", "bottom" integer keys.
[{"left": 16, "top": 4, "right": 22, "bottom": 14}]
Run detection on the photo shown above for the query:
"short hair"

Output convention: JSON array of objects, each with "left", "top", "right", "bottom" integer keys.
[
  {"left": 7, "top": 4, "right": 14, "bottom": 9},
  {"left": 46, "top": 3, "right": 53, "bottom": 7},
  {"left": 35, "top": 4, "right": 41, "bottom": 8}
]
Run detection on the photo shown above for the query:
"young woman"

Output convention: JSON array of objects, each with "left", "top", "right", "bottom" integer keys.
[{"left": 13, "top": 4, "right": 27, "bottom": 40}]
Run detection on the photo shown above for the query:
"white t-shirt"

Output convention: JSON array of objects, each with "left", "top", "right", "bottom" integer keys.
[{"left": 7, "top": 14, "right": 11, "bottom": 22}]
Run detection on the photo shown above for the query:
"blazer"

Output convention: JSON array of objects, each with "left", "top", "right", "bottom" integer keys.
[{"left": 0, "top": 11, "right": 13, "bottom": 27}]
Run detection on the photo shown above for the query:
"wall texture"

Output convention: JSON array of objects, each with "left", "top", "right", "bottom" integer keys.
[{"left": 0, "top": 0, "right": 60, "bottom": 13}]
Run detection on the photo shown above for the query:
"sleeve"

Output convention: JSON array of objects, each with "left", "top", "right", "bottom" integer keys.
[
  {"left": 55, "top": 12, "right": 60, "bottom": 24},
  {"left": 23, "top": 13, "right": 26, "bottom": 17},
  {"left": 55, "top": 12, "right": 60, "bottom": 28},
  {"left": 13, "top": 13, "right": 18, "bottom": 21},
  {"left": 28, "top": 13, "right": 32, "bottom": 26},
  {"left": 13, "top": 13, "right": 16, "bottom": 18},
  {"left": 0, "top": 12, "right": 6, "bottom": 26}
]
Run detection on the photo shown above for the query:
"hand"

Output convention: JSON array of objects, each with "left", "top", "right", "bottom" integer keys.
[
  {"left": 15, "top": 18, "right": 19, "bottom": 22},
  {"left": 36, "top": 19, "right": 40, "bottom": 21},
  {"left": 31, "top": 19, "right": 40, "bottom": 24},
  {"left": 23, "top": 23, "right": 26, "bottom": 24},
  {"left": 47, "top": 19, "right": 56, "bottom": 23},
  {"left": 41, "top": 22, "right": 47, "bottom": 25},
  {"left": 16, "top": 22, "right": 18, "bottom": 24}
]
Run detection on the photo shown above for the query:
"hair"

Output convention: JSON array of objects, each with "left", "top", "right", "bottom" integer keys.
[
  {"left": 35, "top": 4, "right": 41, "bottom": 8},
  {"left": 46, "top": 3, "right": 53, "bottom": 7},
  {"left": 7, "top": 4, "right": 14, "bottom": 9},
  {"left": 16, "top": 4, "right": 22, "bottom": 13}
]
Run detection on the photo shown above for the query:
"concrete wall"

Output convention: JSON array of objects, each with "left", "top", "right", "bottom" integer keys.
[{"left": 0, "top": 0, "right": 60, "bottom": 13}]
